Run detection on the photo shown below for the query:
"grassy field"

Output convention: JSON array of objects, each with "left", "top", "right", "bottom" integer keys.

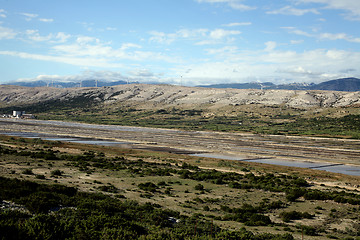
[{"left": 1, "top": 135, "right": 360, "bottom": 239}]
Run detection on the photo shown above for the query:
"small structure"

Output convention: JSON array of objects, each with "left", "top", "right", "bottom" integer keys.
[
  {"left": 22, "top": 113, "right": 35, "bottom": 119},
  {"left": 13, "top": 111, "right": 25, "bottom": 118},
  {"left": 11, "top": 111, "right": 34, "bottom": 119}
]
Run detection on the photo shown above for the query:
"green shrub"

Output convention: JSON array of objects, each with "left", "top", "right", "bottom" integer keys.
[
  {"left": 302, "top": 225, "right": 318, "bottom": 236},
  {"left": 35, "top": 174, "right": 46, "bottom": 179},
  {"left": 280, "top": 211, "right": 314, "bottom": 222},
  {"left": 50, "top": 169, "right": 63, "bottom": 176},
  {"left": 285, "top": 188, "right": 306, "bottom": 202},
  {"left": 22, "top": 169, "right": 33, "bottom": 175},
  {"left": 98, "top": 185, "right": 118, "bottom": 193},
  {"left": 138, "top": 182, "right": 158, "bottom": 192},
  {"left": 245, "top": 213, "right": 272, "bottom": 226},
  {"left": 194, "top": 183, "right": 204, "bottom": 191}
]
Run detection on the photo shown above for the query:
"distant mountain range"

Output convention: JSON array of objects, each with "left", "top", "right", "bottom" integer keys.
[
  {"left": 198, "top": 77, "right": 360, "bottom": 92},
  {"left": 3, "top": 77, "right": 360, "bottom": 92},
  {"left": 4, "top": 80, "right": 131, "bottom": 88}
]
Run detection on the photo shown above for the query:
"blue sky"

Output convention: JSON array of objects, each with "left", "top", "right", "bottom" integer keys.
[{"left": 0, "top": 0, "right": 359, "bottom": 86}]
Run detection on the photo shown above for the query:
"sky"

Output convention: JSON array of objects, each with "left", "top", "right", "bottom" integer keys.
[{"left": 0, "top": 0, "right": 360, "bottom": 86}]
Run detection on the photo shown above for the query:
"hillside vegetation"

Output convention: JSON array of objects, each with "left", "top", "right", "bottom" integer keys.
[
  {"left": 1, "top": 135, "right": 360, "bottom": 239},
  {"left": 1, "top": 84, "right": 360, "bottom": 138}
]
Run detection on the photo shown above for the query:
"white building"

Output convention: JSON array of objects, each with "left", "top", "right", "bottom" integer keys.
[{"left": 13, "top": 111, "right": 25, "bottom": 118}]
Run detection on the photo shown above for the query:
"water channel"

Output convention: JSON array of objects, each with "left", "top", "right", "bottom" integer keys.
[
  {"left": 2, "top": 130, "right": 360, "bottom": 176},
  {"left": 190, "top": 153, "right": 360, "bottom": 176}
]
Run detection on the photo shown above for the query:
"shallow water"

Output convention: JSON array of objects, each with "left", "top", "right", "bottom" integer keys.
[
  {"left": 316, "top": 164, "right": 360, "bottom": 176},
  {"left": 190, "top": 153, "right": 247, "bottom": 161},
  {"left": 192, "top": 152, "right": 360, "bottom": 176},
  {"left": 64, "top": 140, "right": 129, "bottom": 146},
  {"left": 2, "top": 130, "right": 360, "bottom": 176},
  {"left": 2, "top": 132, "right": 130, "bottom": 146},
  {"left": 249, "top": 158, "right": 328, "bottom": 169}
]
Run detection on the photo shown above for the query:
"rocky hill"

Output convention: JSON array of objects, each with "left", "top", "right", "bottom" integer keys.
[{"left": 1, "top": 84, "right": 360, "bottom": 110}]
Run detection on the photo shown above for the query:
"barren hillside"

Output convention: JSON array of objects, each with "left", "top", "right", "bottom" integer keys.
[{"left": 1, "top": 84, "right": 360, "bottom": 109}]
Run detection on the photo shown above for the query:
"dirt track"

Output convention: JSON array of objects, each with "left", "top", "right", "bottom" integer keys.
[{"left": 1, "top": 118, "right": 360, "bottom": 168}]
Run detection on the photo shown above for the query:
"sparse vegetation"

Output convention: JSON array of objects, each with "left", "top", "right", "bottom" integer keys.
[
  {"left": 2, "top": 85, "right": 360, "bottom": 139},
  {"left": 0, "top": 136, "right": 359, "bottom": 239},
  {"left": 32, "top": 107, "right": 360, "bottom": 139}
]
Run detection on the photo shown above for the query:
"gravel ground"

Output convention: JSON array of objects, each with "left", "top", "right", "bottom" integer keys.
[{"left": 1, "top": 118, "right": 360, "bottom": 168}]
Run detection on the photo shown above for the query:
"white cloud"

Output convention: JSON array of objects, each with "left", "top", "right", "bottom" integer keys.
[
  {"left": 283, "top": 27, "right": 360, "bottom": 43},
  {"left": 205, "top": 46, "right": 238, "bottom": 55},
  {"left": 222, "top": 22, "right": 252, "bottom": 27},
  {"left": 290, "top": 39, "right": 304, "bottom": 44},
  {"left": 106, "top": 27, "right": 117, "bottom": 31},
  {"left": 55, "top": 32, "right": 71, "bottom": 43},
  {"left": 20, "top": 13, "right": 38, "bottom": 18},
  {"left": 39, "top": 18, "right": 54, "bottom": 22},
  {"left": 319, "top": 32, "right": 360, "bottom": 43},
  {"left": 227, "top": 1, "right": 255, "bottom": 11},
  {"left": 13, "top": 70, "right": 164, "bottom": 85},
  {"left": 24, "top": 30, "right": 70, "bottom": 43},
  {"left": 3, "top": 46, "right": 360, "bottom": 85},
  {"left": 76, "top": 36, "right": 100, "bottom": 44},
  {"left": 120, "top": 43, "right": 142, "bottom": 50},
  {"left": 150, "top": 28, "right": 241, "bottom": 46},
  {"left": 149, "top": 28, "right": 208, "bottom": 44},
  {"left": 264, "top": 41, "right": 277, "bottom": 52},
  {"left": 0, "top": 9, "right": 7, "bottom": 18},
  {"left": 209, "top": 29, "right": 241, "bottom": 39},
  {"left": 78, "top": 24, "right": 117, "bottom": 33},
  {"left": 149, "top": 31, "right": 177, "bottom": 44},
  {"left": 281, "top": 27, "right": 313, "bottom": 37},
  {"left": 0, "top": 27, "right": 179, "bottom": 74},
  {"left": 54, "top": 42, "right": 112, "bottom": 57},
  {"left": 128, "top": 69, "right": 155, "bottom": 77},
  {"left": 26, "top": 29, "right": 53, "bottom": 42},
  {"left": 177, "top": 28, "right": 208, "bottom": 38},
  {"left": 83, "top": 70, "right": 126, "bottom": 81},
  {"left": 19, "top": 12, "right": 54, "bottom": 23},
  {"left": 297, "top": 0, "right": 360, "bottom": 20},
  {"left": 0, "top": 25, "right": 16, "bottom": 39},
  {"left": 19, "top": 35, "right": 177, "bottom": 63},
  {"left": 196, "top": 0, "right": 256, "bottom": 11},
  {"left": 176, "top": 48, "right": 360, "bottom": 85},
  {"left": 267, "top": 6, "right": 320, "bottom": 16},
  {"left": 20, "top": 12, "right": 38, "bottom": 21},
  {"left": 0, "top": 50, "right": 125, "bottom": 68},
  {"left": 278, "top": 66, "right": 319, "bottom": 76}
]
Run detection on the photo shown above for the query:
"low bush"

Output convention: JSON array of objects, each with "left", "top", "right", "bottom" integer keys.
[
  {"left": 50, "top": 169, "right": 63, "bottom": 176},
  {"left": 280, "top": 211, "right": 314, "bottom": 222},
  {"left": 138, "top": 182, "right": 158, "bottom": 192},
  {"left": 22, "top": 169, "right": 33, "bottom": 175}
]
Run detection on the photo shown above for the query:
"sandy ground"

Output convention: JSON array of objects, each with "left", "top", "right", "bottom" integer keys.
[{"left": 1, "top": 118, "right": 360, "bottom": 168}]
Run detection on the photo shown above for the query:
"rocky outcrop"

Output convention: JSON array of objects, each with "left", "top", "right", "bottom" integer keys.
[{"left": 1, "top": 84, "right": 359, "bottom": 109}]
